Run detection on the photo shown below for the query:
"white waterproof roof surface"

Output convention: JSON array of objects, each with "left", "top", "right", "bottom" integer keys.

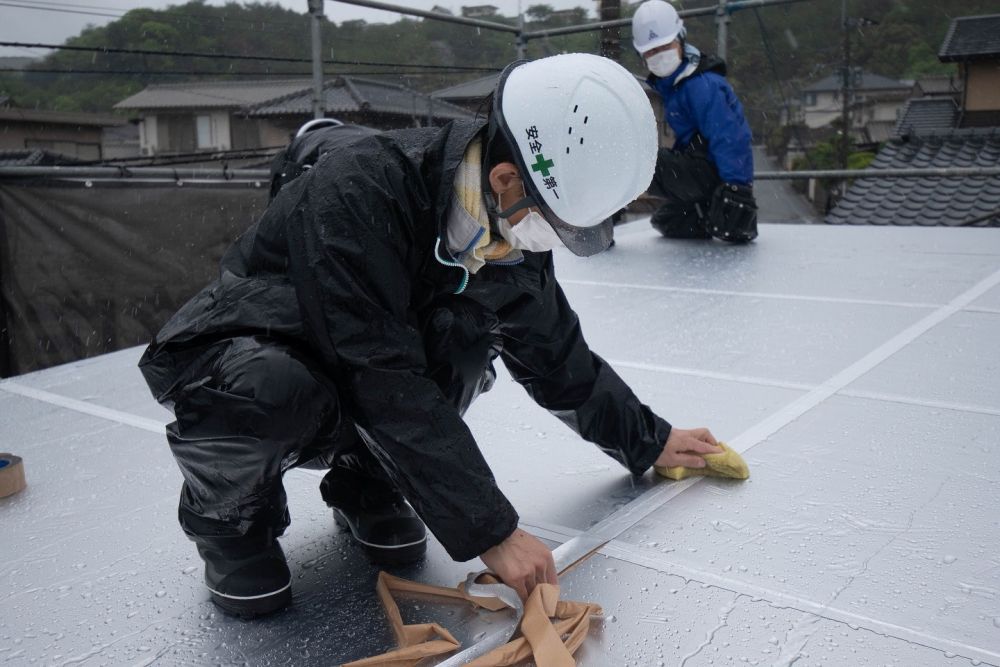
[{"left": 2, "top": 222, "right": 999, "bottom": 666}]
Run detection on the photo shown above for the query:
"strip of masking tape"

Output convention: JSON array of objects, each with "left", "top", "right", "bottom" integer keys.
[{"left": 0, "top": 453, "right": 26, "bottom": 498}]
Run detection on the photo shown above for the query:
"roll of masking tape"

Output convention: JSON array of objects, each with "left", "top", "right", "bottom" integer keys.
[{"left": 0, "top": 454, "right": 26, "bottom": 498}]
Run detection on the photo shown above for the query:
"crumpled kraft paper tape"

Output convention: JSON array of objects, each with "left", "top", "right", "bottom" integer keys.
[
  {"left": 0, "top": 453, "right": 26, "bottom": 498},
  {"left": 342, "top": 571, "right": 601, "bottom": 667}
]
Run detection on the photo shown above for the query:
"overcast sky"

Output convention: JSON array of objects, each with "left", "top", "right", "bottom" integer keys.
[{"left": 0, "top": 1, "right": 599, "bottom": 58}]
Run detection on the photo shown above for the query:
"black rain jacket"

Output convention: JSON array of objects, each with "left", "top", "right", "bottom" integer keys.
[{"left": 139, "top": 119, "right": 672, "bottom": 561}]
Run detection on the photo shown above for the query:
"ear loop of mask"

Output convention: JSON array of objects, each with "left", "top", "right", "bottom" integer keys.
[
  {"left": 493, "top": 175, "right": 539, "bottom": 219},
  {"left": 497, "top": 195, "right": 538, "bottom": 219}
]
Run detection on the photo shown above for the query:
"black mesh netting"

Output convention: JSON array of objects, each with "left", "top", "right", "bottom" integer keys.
[{"left": 0, "top": 179, "right": 269, "bottom": 377}]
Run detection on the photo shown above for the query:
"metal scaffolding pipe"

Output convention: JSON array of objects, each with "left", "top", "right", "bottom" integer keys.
[
  {"left": 330, "top": 0, "right": 520, "bottom": 33},
  {"left": 2, "top": 166, "right": 999, "bottom": 181},
  {"left": 522, "top": 0, "right": 812, "bottom": 39},
  {"left": 754, "top": 167, "right": 1000, "bottom": 179},
  {"left": 0, "top": 166, "right": 272, "bottom": 180}
]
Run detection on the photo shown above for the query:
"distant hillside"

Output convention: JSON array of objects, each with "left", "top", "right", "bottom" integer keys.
[{"left": 2, "top": 0, "right": 995, "bottom": 134}]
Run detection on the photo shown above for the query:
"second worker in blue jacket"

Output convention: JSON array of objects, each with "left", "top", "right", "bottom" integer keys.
[{"left": 632, "top": 0, "right": 758, "bottom": 242}]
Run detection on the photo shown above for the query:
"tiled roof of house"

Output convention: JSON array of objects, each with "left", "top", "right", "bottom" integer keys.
[
  {"left": 114, "top": 79, "right": 315, "bottom": 110},
  {"left": 114, "top": 77, "right": 471, "bottom": 122},
  {"left": 251, "top": 77, "right": 471, "bottom": 121},
  {"left": 0, "top": 107, "right": 127, "bottom": 126},
  {"left": 431, "top": 74, "right": 499, "bottom": 102},
  {"left": 893, "top": 98, "right": 959, "bottom": 139},
  {"left": 913, "top": 75, "right": 960, "bottom": 96},
  {"left": 939, "top": 14, "right": 1000, "bottom": 62},
  {"left": 826, "top": 131, "right": 1000, "bottom": 227}
]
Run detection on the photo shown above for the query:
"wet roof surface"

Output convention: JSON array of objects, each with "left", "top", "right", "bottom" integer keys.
[{"left": 2, "top": 222, "right": 999, "bottom": 666}]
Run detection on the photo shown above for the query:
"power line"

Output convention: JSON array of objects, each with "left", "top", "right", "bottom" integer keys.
[
  {"left": 1, "top": 0, "right": 308, "bottom": 28},
  {"left": 1, "top": 67, "right": 485, "bottom": 76},
  {"left": 8, "top": 0, "right": 130, "bottom": 12},
  {"left": 0, "top": 1, "right": 120, "bottom": 18},
  {"left": 0, "top": 41, "right": 502, "bottom": 72}
]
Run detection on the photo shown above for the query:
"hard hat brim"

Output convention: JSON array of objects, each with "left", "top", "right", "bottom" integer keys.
[
  {"left": 634, "top": 31, "right": 681, "bottom": 56},
  {"left": 548, "top": 216, "right": 615, "bottom": 257}
]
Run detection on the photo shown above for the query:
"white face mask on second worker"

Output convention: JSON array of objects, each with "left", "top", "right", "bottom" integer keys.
[
  {"left": 646, "top": 48, "right": 682, "bottom": 78},
  {"left": 497, "top": 210, "right": 563, "bottom": 253}
]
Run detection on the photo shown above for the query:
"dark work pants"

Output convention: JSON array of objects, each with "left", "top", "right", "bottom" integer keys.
[
  {"left": 647, "top": 145, "right": 721, "bottom": 238},
  {"left": 164, "top": 301, "right": 500, "bottom": 553}
]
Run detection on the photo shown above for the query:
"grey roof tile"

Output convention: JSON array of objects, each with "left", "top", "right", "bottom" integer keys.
[
  {"left": 431, "top": 73, "right": 499, "bottom": 101},
  {"left": 893, "top": 98, "right": 958, "bottom": 139},
  {"left": 114, "top": 79, "right": 314, "bottom": 110},
  {"left": 251, "top": 77, "right": 471, "bottom": 121},
  {"left": 826, "top": 134, "right": 1000, "bottom": 227},
  {"left": 939, "top": 14, "right": 1000, "bottom": 62},
  {"left": 113, "top": 76, "right": 472, "bottom": 123},
  {"left": 0, "top": 107, "right": 126, "bottom": 126}
]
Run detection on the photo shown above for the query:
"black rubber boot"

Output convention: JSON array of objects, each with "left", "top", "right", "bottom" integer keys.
[
  {"left": 321, "top": 461, "right": 427, "bottom": 565},
  {"left": 650, "top": 203, "right": 712, "bottom": 239},
  {"left": 198, "top": 541, "right": 292, "bottom": 619},
  {"left": 332, "top": 499, "right": 427, "bottom": 565}
]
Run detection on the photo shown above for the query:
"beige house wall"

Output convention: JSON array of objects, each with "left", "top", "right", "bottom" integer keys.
[
  {"left": 258, "top": 120, "right": 298, "bottom": 148},
  {"left": 964, "top": 62, "right": 1000, "bottom": 111}
]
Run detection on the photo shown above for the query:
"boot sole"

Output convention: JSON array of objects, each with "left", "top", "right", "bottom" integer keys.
[
  {"left": 333, "top": 509, "right": 427, "bottom": 565},
  {"left": 207, "top": 583, "right": 292, "bottom": 619}
]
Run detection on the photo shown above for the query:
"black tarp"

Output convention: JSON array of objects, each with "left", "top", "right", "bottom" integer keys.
[{"left": 0, "top": 179, "right": 268, "bottom": 377}]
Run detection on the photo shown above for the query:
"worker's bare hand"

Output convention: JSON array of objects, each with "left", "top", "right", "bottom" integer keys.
[
  {"left": 480, "top": 528, "right": 557, "bottom": 602},
  {"left": 655, "top": 427, "right": 722, "bottom": 468}
]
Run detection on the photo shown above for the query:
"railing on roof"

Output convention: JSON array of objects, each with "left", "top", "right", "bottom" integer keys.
[{"left": 2, "top": 166, "right": 1000, "bottom": 183}]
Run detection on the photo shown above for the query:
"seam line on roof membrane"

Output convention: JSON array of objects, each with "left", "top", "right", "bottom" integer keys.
[
  {"left": 607, "top": 360, "right": 814, "bottom": 391},
  {"left": 0, "top": 381, "right": 168, "bottom": 434},
  {"left": 724, "top": 264, "right": 1000, "bottom": 454},
  {"left": 837, "top": 388, "right": 1000, "bottom": 417},
  {"left": 479, "top": 265, "right": 1000, "bottom": 664},
  {"left": 599, "top": 541, "right": 1000, "bottom": 665},
  {"left": 560, "top": 279, "right": 940, "bottom": 310},
  {"left": 610, "top": 360, "right": 1000, "bottom": 416}
]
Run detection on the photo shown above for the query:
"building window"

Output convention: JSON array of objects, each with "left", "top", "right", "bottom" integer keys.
[{"left": 196, "top": 115, "right": 212, "bottom": 149}]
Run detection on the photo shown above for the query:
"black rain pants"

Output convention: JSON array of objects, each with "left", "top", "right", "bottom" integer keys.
[
  {"left": 647, "top": 140, "right": 721, "bottom": 239},
  {"left": 163, "top": 299, "right": 501, "bottom": 554}
]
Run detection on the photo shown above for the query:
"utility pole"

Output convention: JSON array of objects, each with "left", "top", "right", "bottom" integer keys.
[
  {"left": 840, "top": 0, "right": 850, "bottom": 170},
  {"left": 308, "top": 0, "right": 325, "bottom": 119},
  {"left": 516, "top": 0, "right": 526, "bottom": 60},
  {"left": 716, "top": 0, "right": 730, "bottom": 61},
  {"left": 599, "top": 0, "right": 621, "bottom": 62}
]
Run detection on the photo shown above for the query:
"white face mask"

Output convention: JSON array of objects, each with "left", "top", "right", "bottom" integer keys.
[
  {"left": 646, "top": 48, "right": 682, "bottom": 77},
  {"left": 497, "top": 211, "right": 564, "bottom": 253}
]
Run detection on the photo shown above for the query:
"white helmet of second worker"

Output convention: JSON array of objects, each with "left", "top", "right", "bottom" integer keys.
[
  {"left": 632, "top": 0, "right": 686, "bottom": 54},
  {"left": 489, "top": 53, "right": 658, "bottom": 256}
]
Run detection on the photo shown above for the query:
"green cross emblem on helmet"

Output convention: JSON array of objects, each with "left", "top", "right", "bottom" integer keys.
[{"left": 530, "top": 153, "right": 555, "bottom": 177}]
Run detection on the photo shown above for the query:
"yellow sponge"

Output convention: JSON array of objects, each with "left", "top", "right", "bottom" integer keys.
[{"left": 654, "top": 442, "right": 749, "bottom": 481}]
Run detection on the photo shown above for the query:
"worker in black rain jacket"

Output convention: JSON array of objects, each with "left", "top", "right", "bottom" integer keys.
[
  {"left": 138, "top": 53, "right": 722, "bottom": 619},
  {"left": 632, "top": 0, "right": 758, "bottom": 242}
]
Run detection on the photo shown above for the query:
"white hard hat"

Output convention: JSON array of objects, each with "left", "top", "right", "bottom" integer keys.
[
  {"left": 489, "top": 53, "right": 658, "bottom": 256},
  {"left": 632, "top": 0, "right": 685, "bottom": 54}
]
